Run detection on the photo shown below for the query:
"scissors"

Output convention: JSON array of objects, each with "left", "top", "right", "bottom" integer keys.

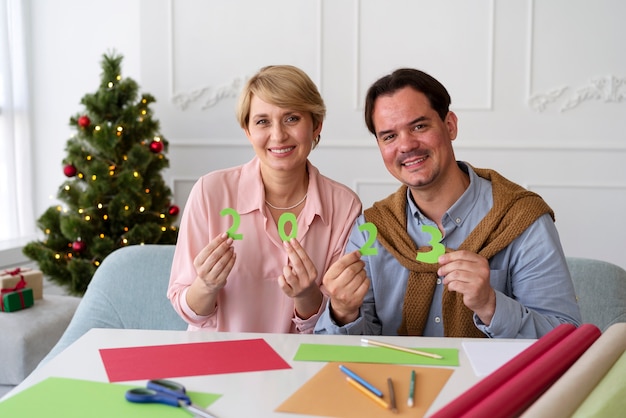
[{"left": 125, "top": 378, "right": 218, "bottom": 418}]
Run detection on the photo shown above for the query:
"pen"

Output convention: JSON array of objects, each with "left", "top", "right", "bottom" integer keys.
[
  {"left": 387, "top": 377, "right": 398, "bottom": 414},
  {"left": 361, "top": 338, "right": 444, "bottom": 360},
  {"left": 338, "top": 364, "right": 383, "bottom": 397},
  {"left": 408, "top": 370, "right": 416, "bottom": 407},
  {"left": 346, "top": 377, "right": 390, "bottom": 410}
]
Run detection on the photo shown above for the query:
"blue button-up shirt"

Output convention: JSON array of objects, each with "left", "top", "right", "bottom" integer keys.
[{"left": 315, "top": 162, "right": 582, "bottom": 338}]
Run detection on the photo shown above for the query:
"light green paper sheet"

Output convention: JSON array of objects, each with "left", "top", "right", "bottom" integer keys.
[
  {"left": 294, "top": 343, "right": 459, "bottom": 366},
  {"left": 0, "top": 377, "right": 221, "bottom": 418}
]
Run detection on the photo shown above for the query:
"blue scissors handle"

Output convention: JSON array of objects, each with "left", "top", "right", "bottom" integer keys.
[
  {"left": 147, "top": 379, "right": 190, "bottom": 403},
  {"left": 125, "top": 379, "right": 218, "bottom": 418},
  {"left": 125, "top": 387, "right": 182, "bottom": 407}
]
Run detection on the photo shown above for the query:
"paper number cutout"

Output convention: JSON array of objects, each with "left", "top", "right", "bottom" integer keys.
[
  {"left": 416, "top": 225, "right": 445, "bottom": 264},
  {"left": 358, "top": 222, "right": 379, "bottom": 256},
  {"left": 220, "top": 208, "right": 243, "bottom": 240},
  {"left": 278, "top": 212, "right": 298, "bottom": 241},
  {"left": 218, "top": 209, "right": 442, "bottom": 262}
]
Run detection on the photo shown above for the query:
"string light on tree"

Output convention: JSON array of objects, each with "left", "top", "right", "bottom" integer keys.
[{"left": 23, "top": 52, "right": 179, "bottom": 295}]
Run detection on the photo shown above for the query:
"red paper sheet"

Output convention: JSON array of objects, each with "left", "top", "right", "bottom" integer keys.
[{"left": 99, "top": 338, "right": 291, "bottom": 382}]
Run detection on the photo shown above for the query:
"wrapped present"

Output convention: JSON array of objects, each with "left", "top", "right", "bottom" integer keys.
[
  {"left": 1, "top": 267, "right": 43, "bottom": 300},
  {"left": 1, "top": 288, "right": 34, "bottom": 312}
]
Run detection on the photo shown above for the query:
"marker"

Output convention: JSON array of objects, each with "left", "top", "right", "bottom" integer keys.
[
  {"left": 408, "top": 370, "right": 416, "bottom": 407},
  {"left": 387, "top": 377, "right": 398, "bottom": 414},
  {"left": 338, "top": 365, "right": 383, "bottom": 397}
]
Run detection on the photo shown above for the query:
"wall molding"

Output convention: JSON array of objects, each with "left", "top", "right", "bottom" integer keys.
[
  {"left": 166, "top": 138, "right": 626, "bottom": 151},
  {"left": 166, "top": 0, "right": 323, "bottom": 111},
  {"left": 526, "top": 0, "right": 625, "bottom": 112}
]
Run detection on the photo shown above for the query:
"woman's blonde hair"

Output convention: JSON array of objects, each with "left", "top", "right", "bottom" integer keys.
[{"left": 236, "top": 65, "right": 326, "bottom": 146}]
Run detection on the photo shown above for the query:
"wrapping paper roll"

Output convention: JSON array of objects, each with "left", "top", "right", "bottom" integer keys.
[
  {"left": 571, "top": 349, "right": 626, "bottom": 417},
  {"left": 462, "top": 324, "right": 601, "bottom": 417},
  {"left": 430, "top": 324, "right": 576, "bottom": 418},
  {"left": 521, "top": 322, "right": 626, "bottom": 418}
]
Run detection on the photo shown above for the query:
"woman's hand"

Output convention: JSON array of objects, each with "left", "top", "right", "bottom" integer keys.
[
  {"left": 278, "top": 239, "right": 322, "bottom": 319},
  {"left": 186, "top": 233, "right": 236, "bottom": 316}
]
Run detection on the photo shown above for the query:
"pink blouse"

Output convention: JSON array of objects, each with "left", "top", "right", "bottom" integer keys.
[{"left": 167, "top": 157, "right": 362, "bottom": 333}]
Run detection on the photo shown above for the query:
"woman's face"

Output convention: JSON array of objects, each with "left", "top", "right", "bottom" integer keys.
[{"left": 245, "top": 95, "right": 321, "bottom": 173}]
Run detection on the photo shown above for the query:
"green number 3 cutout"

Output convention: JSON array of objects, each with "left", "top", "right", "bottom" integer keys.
[
  {"left": 220, "top": 207, "right": 243, "bottom": 240},
  {"left": 278, "top": 212, "right": 298, "bottom": 241},
  {"left": 358, "top": 222, "right": 378, "bottom": 256},
  {"left": 416, "top": 225, "right": 445, "bottom": 264}
]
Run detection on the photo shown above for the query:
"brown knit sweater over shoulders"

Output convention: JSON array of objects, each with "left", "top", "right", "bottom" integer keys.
[{"left": 363, "top": 166, "right": 554, "bottom": 337}]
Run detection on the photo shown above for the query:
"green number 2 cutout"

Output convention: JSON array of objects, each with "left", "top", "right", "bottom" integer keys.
[
  {"left": 358, "top": 222, "right": 379, "bottom": 256},
  {"left": 220, "top": 207, "right": 243, "bottom": 240},
  {"left": 416, "top": 225, "right": 445, "bottom": 264}
]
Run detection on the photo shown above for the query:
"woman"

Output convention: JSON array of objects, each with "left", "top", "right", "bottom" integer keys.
[{"left": 168, "top": 65, "right": 362, "bottom": 333}]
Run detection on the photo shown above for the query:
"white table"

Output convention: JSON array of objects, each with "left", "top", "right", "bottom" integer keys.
[{"left": 1, "top": 328, "right": 521, "bottom": 417}]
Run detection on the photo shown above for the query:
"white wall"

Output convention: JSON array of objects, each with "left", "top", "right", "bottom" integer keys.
[{"left": 28, "top": 0, "right": 626, "bottom": 270}]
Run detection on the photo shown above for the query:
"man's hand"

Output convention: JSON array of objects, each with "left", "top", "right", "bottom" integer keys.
[
  {"left": 438, "top": 250, "right": 496, "bottom": 325},
  {"left": 322, "top": 250, "right": 369, "bottom": 325}
]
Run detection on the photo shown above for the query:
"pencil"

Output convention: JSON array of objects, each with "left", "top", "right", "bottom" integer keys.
[
  {"left": 387, "top": 377, "right": 398, "bottom": 414},
  {"left": 408, "top": 370, "right": 416, "bottom": 407},
  {"left": 346, "top": 377, "right": 390, "bottom": 410},
  {"left": 361, "top": 338, "right": 444, "bottom": 360},
  {"left": 338, "top": 364, "right": 383, "bottom": 397}
]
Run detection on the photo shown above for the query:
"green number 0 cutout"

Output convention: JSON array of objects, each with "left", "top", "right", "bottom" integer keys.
[
  {"left": 416, "top": 225, "right": 445, "bottom": 264},
  {"left": 278, "top": 212, "right": 298, "bottom": 241},
  {"left": 219, "top": 207, "right": 243, "bottom": 240},
  {"left": 358, "top": 222, "right": 379, "bottom": 256}
]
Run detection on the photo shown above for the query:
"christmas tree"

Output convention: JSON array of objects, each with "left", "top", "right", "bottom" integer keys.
[{"left": 24, "top": 52, "right": 179, "bottom": 295}]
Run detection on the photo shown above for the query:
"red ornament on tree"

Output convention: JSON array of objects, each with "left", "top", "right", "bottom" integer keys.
[
  {"left": 168, "top": 205, "right": 180, "bottom": 216},
  {"left": 78, "top": 115, "right": 91, "bottom": 128},
  {"left": 149, "top": 140, "right": 164, "bottom": 153},
  {"left": 63, "top": 164, "right": 77, "bottom": 177},
  {"left": 72, "top": 239, "right": 86, "bottom": 253}
]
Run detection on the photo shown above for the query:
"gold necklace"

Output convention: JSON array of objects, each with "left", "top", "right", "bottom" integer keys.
[{"left": 265, "top": 193, "right": 308, "bottom": 210}]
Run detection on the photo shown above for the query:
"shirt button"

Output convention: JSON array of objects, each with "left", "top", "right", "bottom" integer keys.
[
  {"left": 435, "top": 317, "right": 441, "bottom": 323},
  {"left": 455, "top": 217, "right": 461, "bottom": 224},
  {"left": 436, "top": 278, "right": 442, "bottom": 285}
]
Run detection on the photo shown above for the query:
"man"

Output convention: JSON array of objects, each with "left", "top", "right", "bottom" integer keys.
[{"left": 315, "top": 68, "right": 581, "bottom": 338}]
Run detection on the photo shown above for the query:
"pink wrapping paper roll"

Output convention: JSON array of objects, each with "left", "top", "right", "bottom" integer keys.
[
  {"left": 431, "top": 323, "right": 576, "bottom": 418},
  {"left": 463, "top": 323, "right": 601, "bottom": 417}
]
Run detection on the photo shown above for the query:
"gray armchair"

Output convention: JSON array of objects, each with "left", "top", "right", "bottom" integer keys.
[{"left": 566, "top": 257, "right": 626, "bottom": 332}]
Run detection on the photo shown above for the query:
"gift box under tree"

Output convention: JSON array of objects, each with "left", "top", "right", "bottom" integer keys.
[
  {"left": 1, "top": 287, "right": 34, "bottom": 312},
  {"left": 1, "top": 267, "right": 44, "bottom": 300}
]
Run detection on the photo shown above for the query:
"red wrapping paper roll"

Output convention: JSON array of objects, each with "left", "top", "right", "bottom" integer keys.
[
  {"left": 431, "top": 324, "right": 576, "bottom": 418},
  {"left": 462, "top": 323, "right": 601, "bottom": 417}
]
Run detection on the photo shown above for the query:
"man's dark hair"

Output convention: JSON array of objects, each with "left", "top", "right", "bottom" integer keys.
[{"left": 364, "top": 68, "right": 451, "bottom": 136}]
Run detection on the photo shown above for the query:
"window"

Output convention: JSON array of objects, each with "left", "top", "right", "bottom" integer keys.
[{"left": 0, "top": 0, "right": 35, "bottom": 243}]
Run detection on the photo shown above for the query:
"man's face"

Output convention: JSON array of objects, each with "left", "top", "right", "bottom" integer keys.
[{"left": 372, "top": 86, "right": 458, "bottom": 191}]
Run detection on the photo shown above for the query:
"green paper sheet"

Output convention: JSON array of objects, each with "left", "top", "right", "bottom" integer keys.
[
  {"left": 0, "top": 377, "right": 221, "bottom": 418},
  {"left": 294, "top": 343, "right": 459, "bottom": 366}
]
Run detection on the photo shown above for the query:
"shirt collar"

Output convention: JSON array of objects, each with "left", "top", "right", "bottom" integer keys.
[
  {"left": 407, "top": 161, "right": 482, "bottom": 228},
  {"left": 236, "top": 156, "right": 326, "bottom": 224}
]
